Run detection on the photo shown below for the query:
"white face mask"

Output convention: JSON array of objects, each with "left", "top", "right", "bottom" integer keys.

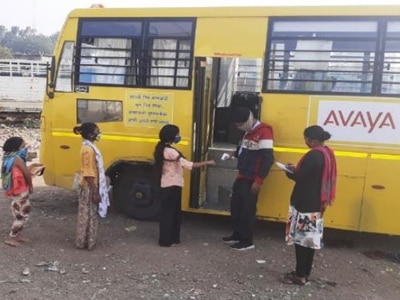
[
  {"left": 236, "top": 112, "right": 255, "bottom": 132},
  {"left": 95, "top": 133, "right": 102, "bottom": 141}
]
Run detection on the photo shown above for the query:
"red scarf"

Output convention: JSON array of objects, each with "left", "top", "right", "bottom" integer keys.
[{"left": 296, "top": 146, "right": 337, "bottom": 209}]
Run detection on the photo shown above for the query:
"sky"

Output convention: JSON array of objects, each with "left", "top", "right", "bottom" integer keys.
[{"left": 1, "top": 0, "right": 400, "bottom": 35}]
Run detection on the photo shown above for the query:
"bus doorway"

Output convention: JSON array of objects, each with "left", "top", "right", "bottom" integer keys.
[{"left": 191, "top": 56, "right": 263, "bottom": 212}]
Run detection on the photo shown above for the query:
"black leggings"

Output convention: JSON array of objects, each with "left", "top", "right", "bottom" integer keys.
[
  {"left": 159, "top": 186, "right": 182, "bottom": 246},
  {"left": 295, "top": 244, "right": 315, "bottom": 278}
]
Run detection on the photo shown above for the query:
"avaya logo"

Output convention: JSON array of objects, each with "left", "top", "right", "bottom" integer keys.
[{"left": 322, "top": 110, "right": 396, "bottom": 133}]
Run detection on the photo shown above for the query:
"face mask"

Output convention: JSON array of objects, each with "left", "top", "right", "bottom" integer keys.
[
  {"left": 16, "top": 147, "right": 28, "bottom": 162},
  {"left": 95, "top": 133, "right": 102, "bottom": 141},
  {"left": 236, "top": 112, "right": 255, "bottom": 132},
  {"left": 173, "top": 136, "right": 181, "bottom": 144}
]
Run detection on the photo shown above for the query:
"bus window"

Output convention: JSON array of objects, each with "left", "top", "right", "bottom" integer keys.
[
  {"left": 382, "top": 21, "right": 400, "bottom": 95},
  {"left": 146, "top": 20, "right": 194, "bottom": 88},
  {"left": 148, "top": 39, "right": 191, "bottom": 88},
  {"left": 55, "top": 41, "right": 74, "bottom": 92},
  {"left": 78, "top": 38, "right": 131, "bottom": 85},
  {"left": 75, "top": 19, "right": 195, "bottom": 89},
  {"left": 77, "top": 99, "right": 122, "bottom": 123},
  {"left": 265, "top": 19, "right": 378, "bottom": 94}
]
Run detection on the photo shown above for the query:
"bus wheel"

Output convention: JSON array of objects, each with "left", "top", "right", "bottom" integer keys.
[{"left": 114, "top": 166, "right": 160, "bottom": 220}]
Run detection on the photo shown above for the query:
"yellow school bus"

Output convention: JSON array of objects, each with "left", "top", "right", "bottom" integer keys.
[{"left": 40, "top": 5, "right": 400, "bottom": 235}]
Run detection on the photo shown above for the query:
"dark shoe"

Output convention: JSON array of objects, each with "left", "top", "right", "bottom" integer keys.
[
  {"left": 222, "top": 235, "right": 239, "bottom": 244},
  {"left": 284, "top": 271, "right": 309, "bottom": 283},
  {"left": 280, "top": 272, "right": 308, "bottom": 286},
  {"left": 230, "top": 241, "right": 255, "bottom": 251}
]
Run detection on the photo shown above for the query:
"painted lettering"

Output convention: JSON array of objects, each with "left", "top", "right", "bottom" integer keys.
[
  {"left": 366, "top": 112, "right": 382, "bottom": 133},
  {"left": 350, "top": 111, "right": 367, "bottom": 128},
  {"left": 379, "top": 113, "right": 396, "bottom": 131},
  {"left": 339, "top": 111, "right": 354, "bottom": 126},
  {"left": 323, "top": 110, "right": 339, "bottom": 126},
  {"left": 323, "top": 110, "right": 396, "bottom": 133}
]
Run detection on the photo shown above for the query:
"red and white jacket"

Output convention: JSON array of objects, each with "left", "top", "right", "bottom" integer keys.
[{"left": 236, "top": 121, "right": 274, "bottom": 184}]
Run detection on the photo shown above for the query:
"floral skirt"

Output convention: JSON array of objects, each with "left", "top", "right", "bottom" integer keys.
[
  {"left": 75, "top": 185, "right": 98, "bottom": 250},
  {"left": 285, "top": 205, "right": 324, "bottom": 250}
]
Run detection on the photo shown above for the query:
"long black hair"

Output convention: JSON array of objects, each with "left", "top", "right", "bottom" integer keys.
[
  {"left": 153, "top": 124, "right": 180, "bottom": 175},
  {"left": 73, "top": 122, "right": 98, "bottom": 140}
]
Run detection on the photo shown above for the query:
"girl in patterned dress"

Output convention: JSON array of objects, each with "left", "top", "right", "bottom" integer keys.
[{"left": 2, "top": 137, "right": 34, "bottom": 247}]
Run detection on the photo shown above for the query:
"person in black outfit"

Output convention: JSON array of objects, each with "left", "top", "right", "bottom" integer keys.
[
  {"left": 222, "top": 107, "right": 274, "bottom": 251},
  {"left": 153, "top": 124, "right": 215, "bottom": 247},
  {"left": 281, "top": 125, "right": 337, "bottom": 285}
]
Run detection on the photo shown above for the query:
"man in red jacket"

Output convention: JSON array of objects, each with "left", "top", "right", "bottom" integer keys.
[{"left": 223, "top": 107, "right": 274, "bottom": 250}]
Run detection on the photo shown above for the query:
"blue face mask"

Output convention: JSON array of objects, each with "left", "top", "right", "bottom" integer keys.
[
  {"left": 16, "top": 147, "right": 28, "bottom": 162},
  {"left": 173, "top": 136, "right": 181, "bottom": 144}
]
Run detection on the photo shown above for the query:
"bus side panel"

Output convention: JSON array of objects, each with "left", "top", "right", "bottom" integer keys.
[
  {"left": 258, "top": 152, "right": 366, "bottom": 231},
  {"left": 323, "top": 156, "right": 366, "bottom": 231},
  {"left": 195, "top": 17, "right": 267, "bottom": 58},
  {"left": 361, "top": 158, "right": 400, "bottom": 235},
  {"left": 40, "top": 17, "right": 79, "bottom": 187},
  {"left": 258, "top": 94, "right": 366, "bottom": 231},
  {"left": 48, "top": 88, "right": 194, "bottom": 190}
]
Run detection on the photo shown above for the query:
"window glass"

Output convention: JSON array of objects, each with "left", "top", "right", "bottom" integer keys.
[
  {"left": 78, "top": 38, "right": 132, "bottom": 85},
  {"left": 55, "top": 41, "right": 74, "bottom": 92},
  {"left": 76, "top": 19, "right": 194, "bottom": 89},
  {"left": 382, "top": 22, "right": 400, "bottom": 94},
  {"left": 77, "top": 99, "right": 122, "bottom": 123},
  {"left": 148, "top": 21, "right": 193, "bottom": 37},
  {"left": 80, "top": 20, "right": 142, "bottom": 37},
  {"left": 147, "top": 38, "right": 192, "bottom": 88},
  {"left": 265, "top": 19, "right": 378, "bottom": 94}
]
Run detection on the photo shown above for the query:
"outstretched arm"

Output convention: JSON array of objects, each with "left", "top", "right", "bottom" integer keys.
[{"left": 192, "top": 160, "right": 215, "bottom": 168}]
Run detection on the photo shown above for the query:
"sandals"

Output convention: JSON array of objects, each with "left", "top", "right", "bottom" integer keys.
[
  {"left": 280, "top": 272, "right": 308, "bottom": 286},
  {"left": 4, "top": 239, "right": 19, "bottom": 247}
]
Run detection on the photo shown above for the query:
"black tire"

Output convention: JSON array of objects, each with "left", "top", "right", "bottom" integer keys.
[{"left": 114, "top": 166, "right": 160, "bottom": 220}]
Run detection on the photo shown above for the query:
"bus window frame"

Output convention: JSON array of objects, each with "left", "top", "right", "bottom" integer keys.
[
  {"left": 75, "top": 17, "right": 196, "bottom": 90},
  {"left": 263, "top": 16, "right": 400, "bottom": 97}
]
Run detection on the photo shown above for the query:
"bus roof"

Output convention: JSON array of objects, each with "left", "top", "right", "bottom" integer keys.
[{"left": 67, "top": 5, "right": 400, "bottom": 19}]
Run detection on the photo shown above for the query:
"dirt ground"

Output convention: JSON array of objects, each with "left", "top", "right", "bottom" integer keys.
[{"left": 1, "top": 127, "right": 400, "bottom": 300}]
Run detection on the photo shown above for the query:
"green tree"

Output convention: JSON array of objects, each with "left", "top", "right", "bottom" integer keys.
[
  {"left": 0, "top": 25, "right": 55, "bottom": 55},
  {"left": 0, "top": 45, "right": 13, "bottom": 58}
]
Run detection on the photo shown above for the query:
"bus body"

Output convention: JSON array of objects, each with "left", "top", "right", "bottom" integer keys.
[{"left": 40, "top": 5, "right": 400, "bottom": 235}]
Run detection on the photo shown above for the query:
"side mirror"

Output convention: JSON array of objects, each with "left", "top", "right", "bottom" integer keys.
[{"left": 46, "top": 56, "right": 56, "bottom": 99}]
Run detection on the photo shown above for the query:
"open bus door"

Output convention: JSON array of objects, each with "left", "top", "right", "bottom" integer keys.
[
  {"left": 191, "top": 56, "right": 263, "bottom": 212},
  {"left": 190, "top": 57, "right": 214, "bottom": 208}
]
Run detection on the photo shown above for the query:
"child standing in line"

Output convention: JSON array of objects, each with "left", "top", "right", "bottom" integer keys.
[
  {"left": 73, "top": 122, "right": 109, "bottom": 250},
  {"left": 153, "top": 124, "right": 215, "bottom": 247},
  {"left": 1, "top": 137, "right": 34, "bottom": 247}
]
